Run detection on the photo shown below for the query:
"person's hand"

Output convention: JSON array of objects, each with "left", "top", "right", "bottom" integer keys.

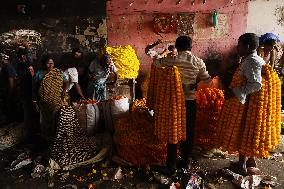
[
  {"left": 32, "top": 101, "right": 40, "bottom": 112},
  {"left": 224, "top": 89, "right": 235, "bottom": 100}
]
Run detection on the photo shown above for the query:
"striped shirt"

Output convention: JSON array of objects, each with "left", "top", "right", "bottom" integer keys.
[{"left": 154, "top": 51, "right": 211, "bottom": 100}]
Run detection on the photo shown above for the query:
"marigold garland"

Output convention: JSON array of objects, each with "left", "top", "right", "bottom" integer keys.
[
  {"left": 147, "top": 64, "right": 186, "bottom": 144},
  {"left": 215, "top": 64, "right": 281, "bottom": 158},
  {"left": 106, "top": 45, "right": 140, "bottom": 79}
]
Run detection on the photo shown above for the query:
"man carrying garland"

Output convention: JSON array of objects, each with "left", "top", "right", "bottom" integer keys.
[
  {"left": 215, "top": 33, "right": 281, "bottom": 175},
  {"left": 152, "top": 36, "right": 211, "bottom": 174}
]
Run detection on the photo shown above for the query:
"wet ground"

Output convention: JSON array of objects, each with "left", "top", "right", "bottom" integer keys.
[{"left": 0, "top": 135, "right": 283, "bottom": 189}]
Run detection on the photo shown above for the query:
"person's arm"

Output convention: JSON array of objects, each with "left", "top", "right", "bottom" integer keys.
[
  {"left": 232, "top": 60, "right": 263, "bottom": 104},
  {"left": 69, "top": 68, "right": 85, "bottom": 99},
  {"left": 32, "top": 72, "right": 40, "bottom": 112},
  {"left": 197, "top": 60, "right": 211, "bottom": 83},
  {"left": 145, "top": 39, "right": 162, "bottom": 59},
  {"left": 270, "top": 49, "right": 277, "bottom": 68},
  {"left": 74, "top": 83, "right": 85, "bottom": 99}
]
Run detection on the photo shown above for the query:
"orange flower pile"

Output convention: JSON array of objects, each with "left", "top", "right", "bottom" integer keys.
[
  {"left": 147, "top": 64, "right": 186, "bottom": 144},
  {"left": 111, "top": 95, "right": 126, "bottom": 100},
  {"left": 215, "top": 64, "right": 281, "bottom": 158},
  {"left": 114, "top": 99, "right": 167, "bottom": 165},
  {"left": 76, "top": 99, "right": 97, "bottom": 104},
  {"left": 131, "top": 98, "right": 147, "bottom": 113},
  {"left": 195, "top": 88, "right": 224, "bottom": 149},
  {"left": 195, "top": 88, "right": 224, "bottom": 111}
]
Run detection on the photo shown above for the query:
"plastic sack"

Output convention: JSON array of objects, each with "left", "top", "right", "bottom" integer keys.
[
  {"left": 73, "top": 101, "right": 100, "bottom": 135},
  {"left": 101, "top": 96, "right": 129, "bottom": 133}
]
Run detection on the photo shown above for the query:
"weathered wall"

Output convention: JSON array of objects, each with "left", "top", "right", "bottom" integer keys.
[
  {"left": 0, "top": 17, "right": 107, "bottom": 55},
  {"left": 246, "top": 0, "right": 284, "bottom": 40},
  {"left": 0, "top": 0, "right": 107, "bottom": 60},
  {"left": 107, "top": 0, "right": 248, "bottom": 72}
]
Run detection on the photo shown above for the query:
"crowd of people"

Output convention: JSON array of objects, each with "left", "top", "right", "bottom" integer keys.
[
  {"left": 0, "top": 32, "right": 283, "bottom": 182},
  {"left": 0, "top": 45, "right": 117, "bottom": 142}
]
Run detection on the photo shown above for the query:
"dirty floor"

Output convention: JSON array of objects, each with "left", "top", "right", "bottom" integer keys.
[{"left": 0, "top": 135, "right": 283, "bottom": 189}]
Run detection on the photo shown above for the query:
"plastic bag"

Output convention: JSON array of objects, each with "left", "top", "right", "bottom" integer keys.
[
  {"left": 73, "top": 101, "right": 100, "bottom": 135},
  {"left": 101, "top": 96, "right": 129, "bottom": 133}
]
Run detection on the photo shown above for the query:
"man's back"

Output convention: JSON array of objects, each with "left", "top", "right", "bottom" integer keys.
[{"left": 154, "top": 51, "right": 210, "bottom": 100}]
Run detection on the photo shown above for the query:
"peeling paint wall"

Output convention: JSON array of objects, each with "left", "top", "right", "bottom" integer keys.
[
  {"left": 0, "top": 16, "right": 107, "bottom": 56},
  {"left": 107, "top": 0, "right": 248, "bottom": 72},
  {"left": 246, "top": 0, "right": 284, "bottom": 40}
]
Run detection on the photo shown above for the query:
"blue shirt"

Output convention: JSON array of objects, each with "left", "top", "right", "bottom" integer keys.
[{"left": 232, "top": 51, "right": 265, "bottom": 104}]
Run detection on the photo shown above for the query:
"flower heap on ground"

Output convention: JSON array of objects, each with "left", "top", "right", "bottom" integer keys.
[
  {"left": 195, "top": 88, "right": 224, "bottom": 149},
  {"left": 147, "top": 64, "right": 186, "bottom": 144},
  {"left": 215, "top": 64, "right": 281, "bottom": 158},
  {"left": 106, "top": 45, "right": 140, "bottom": 80},
  {"left": 114, "top": 98, "right": 167, "bottom": 165}
]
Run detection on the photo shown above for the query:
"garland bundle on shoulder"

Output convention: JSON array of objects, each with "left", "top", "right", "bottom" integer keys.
[
  {"left": 114, "top": 99, "right": 167, "bottom": 165},
  {"left": 147, "top": 64, "right": 186, "bottom": 144},
  {"left": 106, "top": 45, "right": 140, "bottom": 79},
  {"left": 195, "top": 88, "right": 224, "bottom": 149},
  {"left": 215, "top": 64, "right": 281, "bottom": 158}
]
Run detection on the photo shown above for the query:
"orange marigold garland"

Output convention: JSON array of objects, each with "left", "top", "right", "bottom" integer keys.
[
  {"left": 215, "top": 64, "right": 281, "bottom": 158},
  {"left": 147, "top": 65, "right": 186, "bottom": 144}
]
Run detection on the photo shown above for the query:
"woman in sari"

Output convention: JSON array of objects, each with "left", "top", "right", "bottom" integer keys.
[{"left": 32, "top": 55, "right": 67, "bottom": 142}]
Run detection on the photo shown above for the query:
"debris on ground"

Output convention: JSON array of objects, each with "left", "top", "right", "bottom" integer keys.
[
  {"left": 114, "top": 167, "right": 123, "bottom": 180},
  {"left": 152, "top": 171, "right": 172, "bottom": 184},
  {"left": 269, "top": 152, "right": 283, "bottom": 160},
  {"left": 185, "top": 173, "right": 204, "bottom": 189},
  {"left": 31, "top": 164, "right": 45, "bottom": 178},
  {"left": 60, "top": 184, "right": 78, "bottom": 189},
  {"left": 202, "top": 148, "right": 228, "bottom": 158},
  {"left": 222, "top": 168, "right": 279, "bottom": 189},
  {"left": 170, "top": 182, "right": 181, "bottom": 189},
  {"left": 10, "top": 152, "right": 32, "bottom": 171}
]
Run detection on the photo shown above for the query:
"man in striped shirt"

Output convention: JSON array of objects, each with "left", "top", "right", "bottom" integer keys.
[{"left": 152, "top": 36, "right": 211, "bottom": 172}]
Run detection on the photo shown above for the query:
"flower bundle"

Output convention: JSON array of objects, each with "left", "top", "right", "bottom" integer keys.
[
  {"left": 131, "top": 98, "right": 147, "bottom": 113},
  {"left": 114, "top": 99, "right": 167, "bottom": 165},
  {"left": 195, "top": 88, "right": 224, "bottom": 111},
  {"left": 76, "top": 99, "right": 97, "bottom": 104},
  {"left": 106, "top": 45, "right": 140, "bottom": 79},
  {"left": 147, "top": 64, "right": 186, "bottom": 144},
  {"left": 215, "top": 64, "right": 281, "bottom": 158},
  {"left": 195, "top": 88, "right": 224, "bottom": 149}
]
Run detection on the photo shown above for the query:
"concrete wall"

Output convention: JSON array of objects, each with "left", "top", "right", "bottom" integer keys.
[
  {"left": 107, "top": 0, "right": 248, "bottom": 72},
  {"left": 246, "top": 0, "right": 284, "bottom": 40}
]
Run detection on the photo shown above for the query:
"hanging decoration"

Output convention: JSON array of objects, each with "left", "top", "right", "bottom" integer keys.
[
  {"left": 129, "top": 0, "right": 134, "bottom": 6},
  {"left": 176, "top": 13, "right": 195, "bottom": 35},
  {"left": 212, "top": 10, "right": 218, "bottom": 27},
  {"left": 158, "top": 0, "right": 164, "bottom": 4},
  {"left": 153, "top": 14, "right": 176, "bottom": 34},
  {"left": 203, "top": 0, "right": 206, "bottom": 4},
  {"left": 144, "top": 0, "right": 149, "bottom": 4},
  {"left": 176, "top": 0, "right": 182, "bottom": 5},
  {"left": 191, "top": 0, "right": 195, "bottom": 5}
]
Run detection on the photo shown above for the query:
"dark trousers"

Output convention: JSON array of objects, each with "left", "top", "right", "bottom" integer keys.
[{"left": 167, "top": 100, "right": 197, "bottom": 169}]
